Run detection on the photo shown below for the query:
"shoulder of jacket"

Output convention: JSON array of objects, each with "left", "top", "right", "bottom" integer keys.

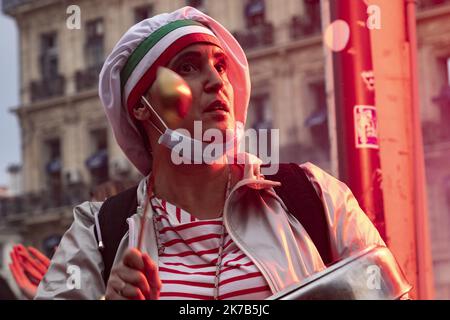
[
  {"left": 299, "top": 162, "right": 349, "bottom": 191},
  {"left": 72, "top": 201, "right": 103, "bottom": 224}
]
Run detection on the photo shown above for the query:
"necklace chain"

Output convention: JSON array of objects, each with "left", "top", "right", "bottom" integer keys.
[{"left": 148, "top": 168, "right": 232, "bottom": 300}]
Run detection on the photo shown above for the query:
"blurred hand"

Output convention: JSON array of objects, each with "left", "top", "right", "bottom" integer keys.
[
  {"left": 8, "top": 245, "right": 50, "bottom": 299},
  {"left": 105, "top": 248, "right": 161, "bottom": 300}
]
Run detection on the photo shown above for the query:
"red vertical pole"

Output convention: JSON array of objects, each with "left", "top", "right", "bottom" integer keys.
[{"left": 329, "top": 0, "right": 386, "bottom": 239}]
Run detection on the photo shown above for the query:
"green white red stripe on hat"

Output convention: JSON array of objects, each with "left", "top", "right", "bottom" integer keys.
[{"left": 121, "top": 19, "right": 221, "bottom": 113}]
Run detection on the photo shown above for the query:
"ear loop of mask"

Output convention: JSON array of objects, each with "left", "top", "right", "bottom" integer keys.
[
  {"left": 140, "top": 95, "right": 188, "bottom": 153},
  {"left": 140, "top": 96, "right": 168, "bottom": 136}
]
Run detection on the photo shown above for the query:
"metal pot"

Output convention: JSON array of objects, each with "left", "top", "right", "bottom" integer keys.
[{"left": 269, "top": 246, "right": 412, "bottom": 300}]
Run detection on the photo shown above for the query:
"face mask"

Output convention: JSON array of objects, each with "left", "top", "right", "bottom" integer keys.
[{"left": 141, "top": 96, "right": 243, "bottom": 164}]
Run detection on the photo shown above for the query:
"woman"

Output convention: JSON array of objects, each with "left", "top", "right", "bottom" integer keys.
[{"left": 35, "top": 6, "right": 386, "bottom": 300}]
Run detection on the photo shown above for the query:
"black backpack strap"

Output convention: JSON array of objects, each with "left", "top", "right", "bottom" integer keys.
[
  {"left": 266, "top": 163, "right": 333, "bottom": 266},
  {"left": 95, "top": 185, "right": 139, "bottom": 284}
]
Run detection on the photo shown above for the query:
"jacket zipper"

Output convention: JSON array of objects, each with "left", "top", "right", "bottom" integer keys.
[{"left": 222, "top": 178, "right": 281, "bottom": 294}]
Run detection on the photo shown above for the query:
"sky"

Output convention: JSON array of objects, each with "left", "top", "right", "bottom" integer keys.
[{"left": 0, "top": 10, "right": 20, "bottom": 188}]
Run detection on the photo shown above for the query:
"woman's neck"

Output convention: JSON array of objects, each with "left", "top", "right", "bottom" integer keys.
[{"left": 151, "top": 152, "right": 236, "bottom": 220}]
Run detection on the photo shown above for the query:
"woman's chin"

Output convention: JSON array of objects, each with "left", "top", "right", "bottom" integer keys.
[
  {"left": 201, "top": 110, "right": 231, "bottom": 123},
  {"left": 201, "top": 113, "right": 234, "bottom": 132}
]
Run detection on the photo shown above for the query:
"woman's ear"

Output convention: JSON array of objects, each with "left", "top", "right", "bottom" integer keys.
[{"left": 132, "top": 101, "right": 151, "bottom": 121}]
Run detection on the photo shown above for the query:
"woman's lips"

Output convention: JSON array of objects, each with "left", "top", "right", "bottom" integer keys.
[
  {"left": 203, "top": 100, "right": 230, "bottom": 113},
  {"left": 204, "top": 109, "right": 229, "bottom": 116}
]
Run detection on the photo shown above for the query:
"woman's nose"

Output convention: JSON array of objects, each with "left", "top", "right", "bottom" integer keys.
[{"left": 203, "top": 66, "right": 224, "bottom": 93}]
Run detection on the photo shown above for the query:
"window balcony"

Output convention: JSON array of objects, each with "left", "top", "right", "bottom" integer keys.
[
  {"left": 289, "top": 14, "right": 321, "bottom": 40},
  {"left": 30, "top": 75, "right": 65, "bottom": 102},
  {"left": 2, "top": 0, "right": 58, "bottom": 15},
  {"left": 0, "top": 177, "right": 138, "bottom": 220},
  {"left": 1, "top": 0, "right": 31, "bottom": 14},
  {"left": 418, "top": 0, "right": 450, "bottom": 10},
  {"left": 0, "top": 184, "right": 90, "bottom": 219},
  {"left": 424, "top": 85, "right": 450, "bottom": 145},
  {"left": 233, "top": 22, "right": 274, "bottom": 51},
  {"left": 75, "top": 65, "right": 102, "bottom": 92}
]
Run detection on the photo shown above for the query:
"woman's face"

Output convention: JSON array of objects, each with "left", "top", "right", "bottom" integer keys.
[{"left": 148, "top": 43, "right": 235, "bottom": 138}]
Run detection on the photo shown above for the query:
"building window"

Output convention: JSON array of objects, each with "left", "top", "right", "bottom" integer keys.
[
  {"left": 0, "top": 245, "right": 3, "bottom": 269},
  {"left": 245, "top": 0, "right": 266, "bottom": 28},
  {"left": 92, "top": 128, "right": 108, "bottom": 151},
  {"left": 445, "top": 176, "right": 450, "bottom": 213},
  {"left": 250, "top": 94, "right": 272, "bottom": 130},
  {"left": 44, "top": 138, "right": 63, "bottom": 206},
  {"left": 45, "top": 138, "right": 62, "bottom": 175},
  {"left": 444, "top": 57, "right": 450, "bottom": 86},
  {"left": 75, "top": 18, "right": 104, "bottom": 92},
  {"left": 419, "top": 0, "right": 450, "bottom": 10},
  {"left": 304, "top": 0, "right": 321, "bottom": 27},
  {"left": 234, "top": 0, "right": 273, "bottom": 50},
  {"left": 290, "top": 0, "right": 321, "bottom": 39},
  {"left": 304, "top": 81, "right": 330, "bottom": 157},
  {"left": 431, "top": 56, "right": 450, "bottom": 143},
  {"left": 85, "top": 129, "right": 109, "bottom": 186},
  {"left": 39, "top": 32, "right": 58, "bottom": 79},
  {"left": 31, "top": 31, "right": 65, "bottom": 101},
  {"left": 85, "top": 18, "right": 104, "bottom": 68},
  {"left": 246, "top": 94, "right": 272, "bottom": 156},
  {"left": 134, "top": 5, "right": 153, "bottom": 23}
]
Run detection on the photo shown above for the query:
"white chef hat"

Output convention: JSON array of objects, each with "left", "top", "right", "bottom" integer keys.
[{"left": 99, "top": 6, "right": 250, "bottom": 176}]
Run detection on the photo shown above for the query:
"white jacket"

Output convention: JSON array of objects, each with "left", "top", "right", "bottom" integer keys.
[{"left": 35, "top": 162, "right": 385, "bottom": 299}]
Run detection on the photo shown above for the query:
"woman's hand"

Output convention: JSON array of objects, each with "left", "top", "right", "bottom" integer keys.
[
  {"left": 105, "top": 248, "right": 161, "bottom": 300},
  {"left": 9, "top": 245, "right": 50, "bottom": 299}
]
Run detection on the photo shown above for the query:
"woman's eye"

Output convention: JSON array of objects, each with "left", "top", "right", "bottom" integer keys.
[
  {"left": 178, "top": 62, "right": 197, "bottom": 74},
  {"left": 215, "top": 61, "right": 227, "bottom": 73}
]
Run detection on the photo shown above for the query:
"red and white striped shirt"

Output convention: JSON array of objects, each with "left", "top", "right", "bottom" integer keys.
[{"left": 150, "top": 196, "right": 272, "bottom": 300}]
